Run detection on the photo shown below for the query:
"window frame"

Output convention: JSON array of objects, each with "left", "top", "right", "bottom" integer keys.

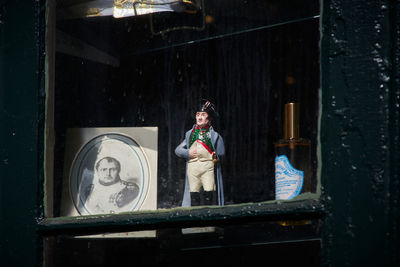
[
  {"left": 40, "top": 0, "right": 324, "bottom": 234},
  {"left": 38, "top": 198, "right": 324, "bottom": 236},
  {"left": 3, "top": 0, "right": 400, "bottom": 266}
]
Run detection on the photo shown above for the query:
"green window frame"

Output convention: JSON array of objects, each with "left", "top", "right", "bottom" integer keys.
[
  {"left": 41, "top": 0, "right": 324, "bottom": 264},
  {"left": 1, "top": 0, "right": 400, "bottom": 266}
]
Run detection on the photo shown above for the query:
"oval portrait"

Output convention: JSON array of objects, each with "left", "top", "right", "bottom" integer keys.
[{"left": 70, "top": 134, "right": 150, "bottom": 215}]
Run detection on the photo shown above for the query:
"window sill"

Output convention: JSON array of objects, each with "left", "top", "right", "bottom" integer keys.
[{"left": 38, "top": 198, "right": 324, "bottom": 236}]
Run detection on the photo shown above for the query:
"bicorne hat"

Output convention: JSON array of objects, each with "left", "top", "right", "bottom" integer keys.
[{"left": 197, "top": 99, "right": 219, "bottom": 120}]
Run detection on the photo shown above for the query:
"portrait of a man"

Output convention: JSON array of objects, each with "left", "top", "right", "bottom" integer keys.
[
  {"left": 67, "top": 133, "right": 152, "bottom": 215},
  {"left": 61, "top": 129, "right": 157, "bottom": 217},
  {"left": 80, "top": 156, "right": 140, "bottom": 214}
]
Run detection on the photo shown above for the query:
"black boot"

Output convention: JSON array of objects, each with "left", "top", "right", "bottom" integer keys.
[
  {"left": 203, "top": 191, "right": 217, "bottom": 206},
  {"left": 190, "top": 192, "right": 201, "bottom": 206}
]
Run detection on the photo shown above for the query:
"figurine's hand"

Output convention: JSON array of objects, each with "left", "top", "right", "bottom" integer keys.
[{"left": 189, "top": 148, "right": 198, "bottom": 159}]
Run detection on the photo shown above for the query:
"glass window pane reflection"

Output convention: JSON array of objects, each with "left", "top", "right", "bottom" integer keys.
[{"left": 52, "top": 0, "right": 320, "bottom": 216}]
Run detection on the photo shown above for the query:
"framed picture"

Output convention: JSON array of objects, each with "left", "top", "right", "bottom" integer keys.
[{"left": 61, "top": 127, "right": 158, "bottom": 216}]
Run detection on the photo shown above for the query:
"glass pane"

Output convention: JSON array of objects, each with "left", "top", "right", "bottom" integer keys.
[
  {"left": 44, "top": 220, "right": 321, "bottom": 267},
  {"left": 48, "top": 0, "right": 320, "bottom": 217}
]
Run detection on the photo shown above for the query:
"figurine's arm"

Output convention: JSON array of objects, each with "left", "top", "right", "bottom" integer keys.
[
  {"left": 215, "top": 134, "right": 225, "bottom": 159},
  {"left": 175, "top": 139, "right": 190, "bottom": 159}
]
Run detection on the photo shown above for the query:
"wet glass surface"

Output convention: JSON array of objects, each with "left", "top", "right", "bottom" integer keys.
[
  {"left": 45, "top": 219, "right": 321, "bottom": 267},
  {"left": 52, "top": 0, "right": 320, "bottom": 215}
]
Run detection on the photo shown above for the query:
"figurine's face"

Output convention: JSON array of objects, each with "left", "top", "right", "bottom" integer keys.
[
  {"left": 97, "top": 159, "right": 120, "bottom": 186},
  {"left": 196, "top": 111, "right": 210, "bottom": 128}
]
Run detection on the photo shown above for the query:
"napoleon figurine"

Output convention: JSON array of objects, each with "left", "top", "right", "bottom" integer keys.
[{"left": 175, "top": 100, "right": 225, "bottom": 207}]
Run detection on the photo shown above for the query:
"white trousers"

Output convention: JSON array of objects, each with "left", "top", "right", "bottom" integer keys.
[{"left": 187, "top": 160, "right": 215, "bottom": 192}]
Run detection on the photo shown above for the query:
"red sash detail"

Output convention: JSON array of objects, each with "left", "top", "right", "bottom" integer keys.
[{"left": 196, "top": 140, "right": 213, "bottom": 154}]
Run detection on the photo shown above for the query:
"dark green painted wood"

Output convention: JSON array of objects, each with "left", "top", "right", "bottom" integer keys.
[
  {"left": 38, "top": 199, "right": 323, "bottom": 236},
  {"left": 0, "top": 1, "right": 45, "bottom": 266},
  {"left": 388, "top": 1, "right": 400, "bottom": 265},
  {"left": 1, "top": 0, "right": 400, "bottom": 266},
  {"left": 321, "top": 0, "right": 400, "bottom": 266}
]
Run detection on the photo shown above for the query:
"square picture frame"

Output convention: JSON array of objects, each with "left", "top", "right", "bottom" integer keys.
[{"left": 60, "top": 127, "right": 158, "bottom": 217}]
